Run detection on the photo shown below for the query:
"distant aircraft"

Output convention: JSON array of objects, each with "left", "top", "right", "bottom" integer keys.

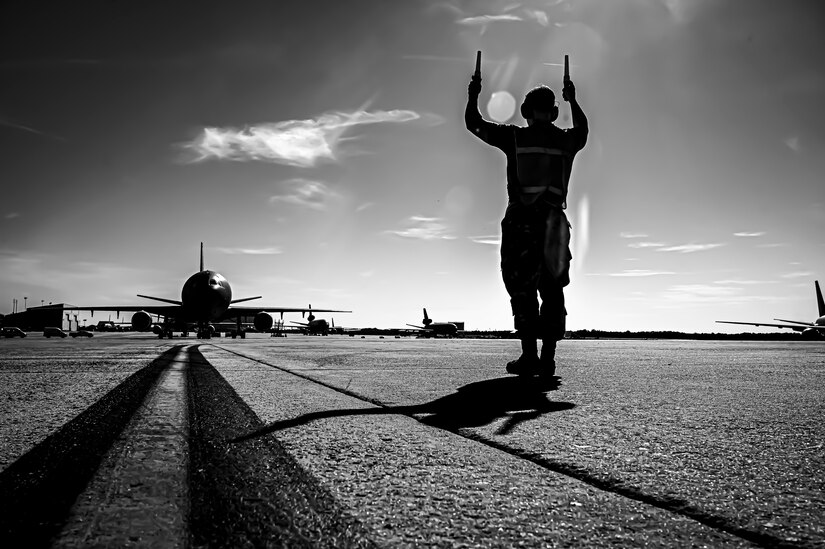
[
  {"left": 716, "top": 280, "right": 825, "bottom": 338},
  {"left": 407, "top": 308, "right": 459, "bottom": 337},
  {"left": 47, "top": 243, "right": 350, "bottom": 339},
  {"left": 290, "top": 306, "right": 333, "bottom": 335}
]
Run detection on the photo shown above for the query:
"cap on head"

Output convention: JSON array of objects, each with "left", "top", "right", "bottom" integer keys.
[{"left": 521, "top": 85, "right": 558, "bottom": 122}]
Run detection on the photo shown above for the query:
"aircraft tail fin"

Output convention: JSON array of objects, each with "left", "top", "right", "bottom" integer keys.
[
  {"left": 200, "top": 242, "right": 204, "bottom": 272},
  {"left": 816, "top": 280, "right": 824, "bottom": 317}
]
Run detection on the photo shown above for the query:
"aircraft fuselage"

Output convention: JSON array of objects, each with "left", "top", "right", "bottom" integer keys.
[
  {"left": 419, "top": 323, "right": 458, "bottom": 337},
  {"left": 180, "top": 270, "right": 232, "bottom": 322},
  {"left": 802, "top": 316, "right": 825, "bottom": 338}
]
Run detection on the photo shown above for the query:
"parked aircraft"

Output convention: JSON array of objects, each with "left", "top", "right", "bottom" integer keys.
[
  {"left": 290, "top": 306, "right": 332, "bottom": 335},
  {"left": 46, "top": 243, "right": 350, "bottom": 339},
  {"left": 407, "top": 308, "right": 458, "bottom": 337},
  {"left": 716, "top": 280, "right": 825, "bottom": 338}
]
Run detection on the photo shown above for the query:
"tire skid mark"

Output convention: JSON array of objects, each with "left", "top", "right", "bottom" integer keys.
[
  {"left": 53, "top": 346, "right": 190, "bottom": 548},
  {"left": 211, "top": 344, "right": 804, "bottom": 549},
  {"left": 186, "top": 344, "right": 377, "bottom": 549},
  {"left": 0, "top": 345, "right": 185, "bottom": 549}
]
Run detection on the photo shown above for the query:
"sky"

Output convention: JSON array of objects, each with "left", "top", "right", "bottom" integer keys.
[{"left": 1, "top": 0, "right": 824, "bottom": 333}]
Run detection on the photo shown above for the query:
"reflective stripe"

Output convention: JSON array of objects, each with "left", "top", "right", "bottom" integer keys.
[
  {"left": 516, "top": 147, "right": 566, "bottom": 156},
  {"left": 521, "top": 186, "right": 563, "bottom": 195},
  {"left": 513, "top": 130, "right": 570, "bottom": 209}
]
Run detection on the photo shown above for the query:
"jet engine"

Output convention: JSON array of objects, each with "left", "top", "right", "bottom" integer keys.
[
  {"left": 254, "top": 311, "right": 274, "bottom": 332},
  {"left": 802, "top": 327, "right": 823, "bottom": 339},
  {"left": 131, "top": 311, "right": 153, "bottom": 331}
]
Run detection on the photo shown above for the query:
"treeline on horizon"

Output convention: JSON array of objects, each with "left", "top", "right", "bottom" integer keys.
[
  {"left": 566, "top": 329, "right": 806, "bottom": 341},
  {"left": 454, "top": 329, "right": 809, "bottom": 341}
]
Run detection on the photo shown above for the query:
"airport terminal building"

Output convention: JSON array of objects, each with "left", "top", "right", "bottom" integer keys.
[{"left": 1, "top": 305, "right": 68, "bottom": 331}]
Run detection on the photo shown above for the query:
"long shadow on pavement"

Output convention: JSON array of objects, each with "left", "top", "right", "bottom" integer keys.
[
  {"left": 228, "top": 363, "right": 798, "bottom": 548},
  {"left": 232, "top": 375, "right": 575, "bottom": 443}
]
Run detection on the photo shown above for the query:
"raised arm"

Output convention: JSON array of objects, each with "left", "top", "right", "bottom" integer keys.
[
  {"left": 465, "top": 72, "right": 485, "bottom": 135},
  {"left": 464, "top": 73, "right": 508, "bottom": 147},
  {"left": 563, "top": 79, "right": 588, "bottom": 139}
]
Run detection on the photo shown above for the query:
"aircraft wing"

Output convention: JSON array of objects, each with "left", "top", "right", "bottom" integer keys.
[
  {"left": 220, "top": 306, "right": 351, "bottom": 320},
  {"left": 42, "top": 304, "right": 181, "bottom": 318},
  {"left": 715, "top": 320, "right": 810, "bottom": 332},
  {"left": 773, "top": 318, "right": 815, "bottom": 326}
]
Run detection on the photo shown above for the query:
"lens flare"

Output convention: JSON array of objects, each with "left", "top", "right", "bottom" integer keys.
[
  {"left": 573, "top": 194, "right": 590, "bottom": 273},
  {"left": 487, "top": 91, "right": 516, "bottom": 122}
]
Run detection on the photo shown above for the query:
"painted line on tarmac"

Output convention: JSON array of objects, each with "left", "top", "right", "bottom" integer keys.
[
  {"left": 211, "top": 344, "right": 803, "bottom": 549},
  {"left": 53, "top": 346, "right": 191, "bottom": 548},
  {"left": 0, "top": 345, "right": 184, "bottom": 549}
]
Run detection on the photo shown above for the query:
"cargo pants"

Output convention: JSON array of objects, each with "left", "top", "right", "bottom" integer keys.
[{"left": 500, "top": 199, "right": 571, "bottom": 342}]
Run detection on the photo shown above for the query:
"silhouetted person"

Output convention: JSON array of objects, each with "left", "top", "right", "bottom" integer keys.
[{"left": 465, "top": 66, "right": 588, "bottom": 377}]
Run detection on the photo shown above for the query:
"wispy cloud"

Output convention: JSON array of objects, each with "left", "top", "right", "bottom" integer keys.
[
  {"left": 524, "top": 9, "right": 549, "bottom": 26},
  {"left": 781, "top": 271, "right": 813, "bottom": 279},
  {"left": 628, "top": 242, "right": 665, "bottom": 249},
  {"left": 4, "top": 213, "right": 19, "bottom": 220},
  {"left": 620, "top": 232, "right": 649, "bottom": 239},
  {"left": 457, "top": 14, "right": 523, "bottom": 26},
  {"left": 733, "top": 231, "right": 766, "bottom": 237},
  {"left": 662, "top": 284, "right": 742, "bottom": 303},
  {"left": 597, "top": 269, "right": 676, "bottom": 277},
  {"left": 182, "top": 109, "right": 423, "bottom": 167},
  {"left": 469, "top": 235, "right": 501, "bottom": 246},
  {"left": 657, "top": 243, "right": 725, "bottom": 253},
  {"left": 215, "top": 247, "right": 283, "bottom": 255},
  {"left": 0, "top": 116, "right": 65, "bottom": 141},
  {"left": 714, "top": 279, "right": 777, "bottom": 285},
  {"left": 270, "top": 178, "right": 340, "bottom": 210},
  {"left": 456, "top": 5, "right": 552, "bottom": 28},
  {"left": 386, "top": 216, "right": 456, "bottom": 240},
  {"left": 0, "top": 251, "right": 162, "bottom": 300},
  {"left": 355, "top": 202, "right": 375, "bottom": 213}
]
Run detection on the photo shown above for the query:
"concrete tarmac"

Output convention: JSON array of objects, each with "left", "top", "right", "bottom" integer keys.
[{"left": 0, "top": 334, "right": 822, "bottom": 548}]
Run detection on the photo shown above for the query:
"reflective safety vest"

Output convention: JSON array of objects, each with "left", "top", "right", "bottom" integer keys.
[{"left": 512, "top": 129, "right": 573, "bottom": 208}]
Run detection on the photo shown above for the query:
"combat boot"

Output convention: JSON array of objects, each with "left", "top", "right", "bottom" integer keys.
[{"left": 506, "top": 354, "right": 541, "bottom": 376}]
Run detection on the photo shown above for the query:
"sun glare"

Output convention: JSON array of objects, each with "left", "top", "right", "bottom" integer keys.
[{"left": 487, "top": 90, "right": 517, "bottom": 122}]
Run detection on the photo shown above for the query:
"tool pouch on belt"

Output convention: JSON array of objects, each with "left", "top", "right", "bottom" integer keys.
[
  {"left": 544, "top": 206, "right": 571, "bottom": 287},
  {"left": 502, "top": 198, "right": 572, "bottom": 287}
]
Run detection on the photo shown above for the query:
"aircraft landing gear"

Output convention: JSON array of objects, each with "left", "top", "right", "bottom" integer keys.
[{"left": 196, "top": 323, "right": 212, "bottom": 339}]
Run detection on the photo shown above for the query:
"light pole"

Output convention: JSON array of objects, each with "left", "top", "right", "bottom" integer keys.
[{"left": 24, "top": 297, "right": 27, "bottom": 311}]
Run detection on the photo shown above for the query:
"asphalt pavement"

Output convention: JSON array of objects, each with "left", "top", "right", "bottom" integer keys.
[{"left": 0, "top": 334, "right": 822, "bottom": 547}]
